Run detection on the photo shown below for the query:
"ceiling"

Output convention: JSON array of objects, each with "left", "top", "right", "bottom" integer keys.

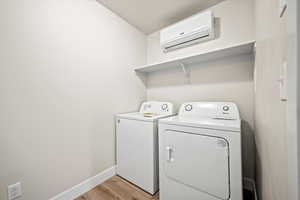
[{"left": 96, "top": 0, "right": 224, "bottom": 34}]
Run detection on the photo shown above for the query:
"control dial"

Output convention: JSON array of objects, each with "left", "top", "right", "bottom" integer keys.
[
  {"left": 161, "top": 104, "right": 168, "bottom": 111},
  {"left": 185, "top": 104, "right": 193, "bottom": 112},
  {"left": 222, "top": 105, "right": 230, "bottom": 112}
]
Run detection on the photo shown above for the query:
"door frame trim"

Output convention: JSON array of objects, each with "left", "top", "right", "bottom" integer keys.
[{"left": 287, "top": 0, "right": 299, "bottom": 199}]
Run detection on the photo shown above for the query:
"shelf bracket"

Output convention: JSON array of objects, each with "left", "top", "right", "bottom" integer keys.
[{"left": 179, "top": 62, "right": 190, "bottom": 84}]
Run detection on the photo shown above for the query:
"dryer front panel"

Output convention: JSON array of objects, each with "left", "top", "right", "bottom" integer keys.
[{"left": 162, "top": 129, "right": 230, "bottom": 200}]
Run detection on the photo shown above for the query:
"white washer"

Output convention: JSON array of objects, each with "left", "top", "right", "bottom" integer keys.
[
  {"left": 116, "top": 101, "right": 174, "bottom": 195},
  {"left": 159, "top": 102, "right": 242, "bottom": 200}
]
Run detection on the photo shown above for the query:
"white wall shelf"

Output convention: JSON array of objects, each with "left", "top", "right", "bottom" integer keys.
[{"left": 135, "top": 41, "right": 255, "bottom": 74}]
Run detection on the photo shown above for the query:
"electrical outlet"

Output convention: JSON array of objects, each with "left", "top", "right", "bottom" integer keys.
[{"left": 7, "top": 182, "right": 22, "bottom": 200}]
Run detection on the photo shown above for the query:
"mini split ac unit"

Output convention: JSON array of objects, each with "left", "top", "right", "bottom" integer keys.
[{"left": 160, "top": 10, "right": 215, "bottom": 52}]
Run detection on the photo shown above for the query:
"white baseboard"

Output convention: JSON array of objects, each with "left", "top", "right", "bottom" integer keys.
[{"left": 49, "top": 166, "right": 116, "bottom": 200}]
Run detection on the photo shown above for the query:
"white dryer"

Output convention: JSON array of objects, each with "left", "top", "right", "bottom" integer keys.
[
  {"left": 159, "top": 102, "right": 242, "bottom": 200},
  {"left": 116, "top": 101, "right": 174, "bottom": 195}
]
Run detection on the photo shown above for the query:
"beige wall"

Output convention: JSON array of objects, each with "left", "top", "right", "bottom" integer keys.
[
  {"left": 0, "top": 0, "right": 146, "bottom": 199},
  {"left": 146, "top": 0, "right": 255, "bottom": 179},
  {"left": 254, "top": 0, "right": 288, "bottom": 199}
]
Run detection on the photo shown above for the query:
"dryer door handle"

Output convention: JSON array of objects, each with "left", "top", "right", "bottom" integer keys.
[{"left": 165, "top": 146, "right": 174, "bottom": 162}]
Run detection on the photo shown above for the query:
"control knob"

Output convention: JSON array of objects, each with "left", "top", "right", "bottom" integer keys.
[{"left": 185, "top": 104, "right": 193, "bottom": 111}]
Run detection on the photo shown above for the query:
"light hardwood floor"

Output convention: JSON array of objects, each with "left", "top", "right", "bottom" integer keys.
[{"left": 74, "top": 176, "right": 159, "bottom": 200}]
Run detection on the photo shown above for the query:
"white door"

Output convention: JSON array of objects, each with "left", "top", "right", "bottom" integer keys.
[
  {"left": 116, "top": 118, "right": 156, "bottom": 194},
  {"left": 162, "top": 129, "right": 230, "bottom": 200}
]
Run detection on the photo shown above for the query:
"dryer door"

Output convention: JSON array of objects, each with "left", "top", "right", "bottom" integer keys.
[{"left": 162, "top": 129, "right": 230, "bottom": 200}]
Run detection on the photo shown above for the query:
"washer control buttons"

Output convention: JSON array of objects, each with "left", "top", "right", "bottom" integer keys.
[
  {"left": 222, "top": 105, "right": 230, "bottom": 112},
  {"left": 185, "top": 104, "right": 193, "bottom": 112},
  {"left": 161, "top": 104, "right": 168, "bottom": 111}
]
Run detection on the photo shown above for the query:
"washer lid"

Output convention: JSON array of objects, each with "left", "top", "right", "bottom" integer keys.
[
  {"left": 116, "top": 101, "right": 175, "bottom": 122},
  {"left": 116, "top": 112, "right": 174, "bottom": 122},
  {"left": 160, "top": 116, "right": 241, "bottom": 132}
]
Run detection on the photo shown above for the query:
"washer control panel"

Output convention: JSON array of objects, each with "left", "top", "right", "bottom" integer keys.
[{"left": 140, "top": 101, "right": 174, "bottom": 115}]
